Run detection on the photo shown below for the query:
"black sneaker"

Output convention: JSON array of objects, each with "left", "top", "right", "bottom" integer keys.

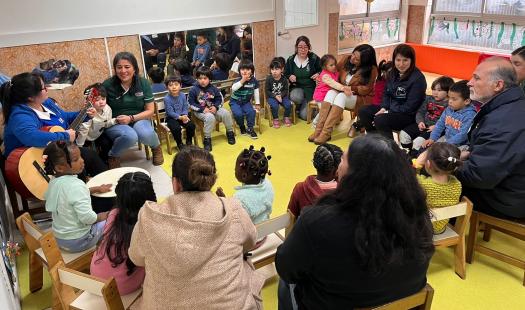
[
  {"left": 239, "top": 125, "right": 248, "bottom": 136},
  {"left": 247, "top": 127, "right": 258, "bottom": 139},
  {"left": 226, "top": 130, "right": 236, "bottom": 145},
  {"left": 203, "top": 137, "right": 212, "bottom": 152}
]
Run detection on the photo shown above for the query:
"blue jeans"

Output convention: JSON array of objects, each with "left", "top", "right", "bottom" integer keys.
[
  {"left": 104, "top": 120, "right": 160, "bottom": 157},
  {"left": 230, "top": 99, "right": 256, "bottom": 128},
  {"left": 268, "top": 97, "right": 292, "bottom": 119},
  {"left": 55, "top": 221, "right": 106, "bottom": 252}
]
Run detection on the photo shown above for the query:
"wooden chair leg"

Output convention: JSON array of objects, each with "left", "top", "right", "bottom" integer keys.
[
  {"left": 144, "top": 145, "right": 151, "bottom": 160},
  {"left": 166, "top": 132, "right": 173, "bottom": 155},
  {"left": 466, "top": 212, "right": 479, "bottom": 264},
  {"left": 483, "top": 224, "right": 493, "bottom": 242},
  {"left": 455, "top": 237, "right": 467, "bottom": 279},
  {"left": 292, "top": 104, "right": 297, "bottom": 124},
  {"left": 29, "top": 250, "right": 43, "bottom": 292},
  {"left": 306, "top": 105, "right": 312, "bottom": 124}
]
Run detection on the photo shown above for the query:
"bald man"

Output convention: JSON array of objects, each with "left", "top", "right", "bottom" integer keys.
[{"left": 456, "top": 57, "right": 525, "bottom": 219}]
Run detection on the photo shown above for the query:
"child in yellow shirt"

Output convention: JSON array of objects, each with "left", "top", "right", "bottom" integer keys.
[{"left": 415, "top": 142, "right": 462, "bottom": 234}]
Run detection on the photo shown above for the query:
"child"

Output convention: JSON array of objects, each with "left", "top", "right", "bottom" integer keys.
[
  {"left": 266, "top": 57, "right": 292, "bottom": 128},
  {"left": 43, "top": 142, "right": 109, "bottom": 252},
  {"left": 288, "top": 143, "right": 342, "bottom": 217},
  {"left": 148, "top": 67, "right": 167, "bottom": 93},
  {"left": 217, "top": 146, "right": 273, "bottom": 225},
  {"left": 400, "top": 76, "right": 454, "bottom": 151},
  {"left": 230, "top": 59, "right": 260, "bottom": 139},
  {"left": 414, "top": 143, "right": 462, "bottom": 234},
  {"left": 91, "top": 172, "right": 156, "bottom": 295},
  {"left": 76, "top": 83, "right": 116, "bottom": 147},
  {"left": 422, "top": 80, "right": 477, "bottom": 150},
  {"left": 211, "top": 52, "right": 232, "bottom": 81},
  {"left": 174, "top": 59, "right": 197, "bottom": 88},
  {"left": 167, "top": 33, "right": 187, "bottom": 76},
  {"left": 312, "top": 54, "right": 339, "bottom": 103},
  {"left": 164, "top": 75, "right": 196, "bottom": 150},
  {"left": 188, "top": 66, "right": 235, "bottom": 151},
  {"left": 191, "top": 32, "right": 211, "bottom": 68}
]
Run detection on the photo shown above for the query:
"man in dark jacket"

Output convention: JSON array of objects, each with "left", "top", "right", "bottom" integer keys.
[
  {"left": 141, "top": 33, "right": 170, "bottom": 71},
  {"left": 457, "top": 57, "right": 525, "bottom": 219}
]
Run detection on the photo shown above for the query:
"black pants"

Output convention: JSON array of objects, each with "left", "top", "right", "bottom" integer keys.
[
  {"left": 358, "top": 105, "right": 382, "bottom": 132},
  {"left": 374, "top": 112, "right": 416, "bottom": 140},
  {"left": 166, "top": 117, "right": 195, "bottom": 146},
  {"left": 462, "top": 187, "right": 520, "bottom": 220},
  {"left": 401, "top": 123, "right": 432, "bottom": 147},
  {"left": 78, "top": 147, "right": 113, "bottom": 213}
]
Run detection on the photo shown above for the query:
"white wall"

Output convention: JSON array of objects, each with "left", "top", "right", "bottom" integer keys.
[{"left": 0, "top": 0, "right": 274, "bottom": 47}]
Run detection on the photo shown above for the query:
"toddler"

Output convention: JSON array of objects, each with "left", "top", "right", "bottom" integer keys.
[
  {"left": 288, "top": 143, "right": 342, "bottom": 217},
  {"left": 400, "top": 76, "right": 454, "bottom": 151},
  {"left": 188, "top": 66, "right": 235, "bottom": 151},
  {"left": 76, "top": 83, "right": 116, "bottom": 147},
  {"left": 148, "top": 67, "right": 167, "bottom": 93},
  {"left": 167, "top": 33, "right": 187, "bottom": 76},
  {"left": 230, "top": 59, "right": 260, "bottom": 139},
  {"left": 44, "top": 142, "right": 110, "bottom": 252},
  {"left": 192, "top": 32, "right": 211, "bottom": 68},
  {"left": 414, "top": 143, "right": 462, "bottom": 234},
  {"left": 266, "top": 57, "right": 292, "bottom": 128},
  {"left": 164, "top": 75, "right": 196, "bottom": 150},
  {"left": 422, "top": 80, "right": 477, "bottom": 150},
  {"left": 174, "top": 59, "right": 197, "bottom": 88},
  {"left": 211, "top": 52, "right": 232, "bottom": 81}
]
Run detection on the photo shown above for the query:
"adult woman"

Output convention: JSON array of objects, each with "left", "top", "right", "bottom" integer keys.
[
  {"left": 128, "top": 146, "right": 264, "bottom": 309},
  {"left": 1, "top": 72, "right": 106, "bottom": 180},
  {"left": 217, "top": 26, "right": 241, "bottom": 62},
  {"left": 102, "top": 52, "right": 163, "bottom": 168},
  {"left": 359, "top": 44, "right": 426, "bottom": 139},
  {"left": 276, "top": 134, "right": 434, "bottom": 309},
  {"left": 285, "top": 36, "right": 322, "bottom": 120},
  {"left": 309, "top": 44, "right": 378, "bottom": 144},
  {"left": 511, "top": 46, "right": 525, "bottom": 93}
]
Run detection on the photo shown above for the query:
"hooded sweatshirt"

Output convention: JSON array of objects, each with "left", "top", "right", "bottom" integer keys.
[
  {"left": 430, "top": 104, "right": 477, "bottom": 145},
  {"left": 128, "top": 191, "right": 264, "bottom": 310},
  {"left": 288, "top": 175, "right": 337, "bottom": 217},
  {"left": 234, "top": 178, "right": 274, "bottom": 224}
]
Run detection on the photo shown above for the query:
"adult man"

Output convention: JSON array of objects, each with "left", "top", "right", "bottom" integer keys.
[
  {"left": 141, "top": 33, "right": 170, "bottom": 71},
  {"left": 457, "top": 57, "right": 525, "bottom": 219}
]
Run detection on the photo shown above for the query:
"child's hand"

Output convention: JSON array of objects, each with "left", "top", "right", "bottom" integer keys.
[
  {"left": 310, "top": 73, "right": 320, "bottom": 80},
  {"left": 289, "top": 75, "right": 297, "bottom": 83},
  {"left": 418, "top": 122, "right": 426, "bottom": 131},
  {"left": 421, "top": 139, "right": 434, "bottom": 148},
  {"left": 203, "top": 107, "right": 211, "bottom": 113},
  {"left": 181, "top": 115, "right": 190, "bottom": 123},
  {"left": 460, "top": 151, "right": 470, "bottom": 161},
  {"left": 90, "top": 184, "right": 112, "bottom": 194},
  {"left": 343, "top": 86, "right": 353, "bottom": 97},
  {"left": 195, "top": 60, "right": 201, "bottom": 67},
  {"left": 254, "top": 104, "right": 261, "bottom": 111},
  {"left": 216, "top": 187, "right": 226, "bottom": 197},
  {"left": 86, "top": 107, "right": 97, "bottom": 118},
  {"left": 209, "top": 106, "right": 217, "bottom": 114},
  {"left": 276, "top": 95, "right": 282, "bottom": 103},
  {"left": 415, "top": 151, "right": 428, "bottom": 167},
  {"left": 426, "top": 125, "right": 435, "bottom": 132},
  {"left": 375, "top": 108, "right": 387, "bottom": 116},
  {"left": 240, "top": 73, "right": 251, "bottom": 83}
]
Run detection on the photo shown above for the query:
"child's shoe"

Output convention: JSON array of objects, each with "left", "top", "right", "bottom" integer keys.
[
  {"left": 284, "top": 117, "right": 292, "bottom": 127},
  {"left": 247, "top": 127, "right": 258, "bottom": 139},
  {"left": 226, "top": 130, "right": 236, "bottom": 145},
  {"left": 239, "top": 125, "right": 248, "bottom": 136},
  {"left": 203, "top": 137, "right": 212, "bottom": 152},
  {"left": 272, "top": 119, "right": 280, "bottom": 128}
]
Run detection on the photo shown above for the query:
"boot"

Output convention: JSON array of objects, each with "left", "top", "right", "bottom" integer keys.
[
  {"left": 308, "top": 101, "right": 331, "bottom": 142},
  {"left": 203, "top": 137, "right": 212, "bottom": 152},
  {"left": 108, "top": 156, "right": 121, "bottom": 169},
  {"left": 314, "top": 106, "right": 343, "bottom": 145},
  {"left": 152, "top": 145, "right": 164, "bottom": 166}
]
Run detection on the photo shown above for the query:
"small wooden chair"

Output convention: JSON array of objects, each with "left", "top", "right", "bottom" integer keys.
[
  {"left": 357, "top": 283, "right": 434, "bottom": 310},
  {"left": 431, "top": 197, "right": 473, "bottom": 279},
  {"left": 263, "top": 82, "right": 297, "bottom": 127},
  {"left": 15, "top": 212, "right": 95, "bottom": 293},
  {"left": 251, "top": 211, "right": 295, "bottom": 269},
  {"left": 50, "top": 261, "right": 142, "bottom": 310},
  {"left": 466, "top": 210, "right": 525, "bottom": 286},
  {"left": 306, "top": 100, "right": 353, "bottom": 125}
]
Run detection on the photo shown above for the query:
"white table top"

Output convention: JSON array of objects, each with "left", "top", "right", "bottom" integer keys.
[{"left": 86, "top": 167, "right": 150, "bottom": 197}]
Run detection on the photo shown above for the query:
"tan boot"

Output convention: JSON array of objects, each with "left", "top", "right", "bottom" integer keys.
[
  {"left": 314, "top": 106, "right": 343, "bottom": 145},
  {"left": 308, "top": 101, "right": 331, "bottom": 142},
  {"left": 152, "top": 146, "right": 164, "bottom": 166},
  {"left": 108, "top": 156, "right": 121, "bottom": 169}
]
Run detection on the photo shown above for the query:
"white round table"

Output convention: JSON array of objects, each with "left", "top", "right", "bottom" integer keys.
[{"left": 87, "top": 167, "right": 150, "bottom": 198}]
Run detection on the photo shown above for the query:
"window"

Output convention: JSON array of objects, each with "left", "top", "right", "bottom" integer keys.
[
  {"left": 429, "top": 0, "right": 525, "bottom": 52},
  {"left": 285, "top": 0, "right": 318, "bottom": 29},
  {"left": 338, "top": 0, "right": 401, "bottom": 52}
]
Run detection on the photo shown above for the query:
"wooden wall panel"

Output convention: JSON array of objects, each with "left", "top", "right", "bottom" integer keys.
[
  {"left": 252, "top": 20, "right": 275, "bottom": 79},
  {"left": 406, "top": 5, "right": 426, "bottom": 44},
  {"left": 106, "top": 35, "right": 144, "bottom": 76}
]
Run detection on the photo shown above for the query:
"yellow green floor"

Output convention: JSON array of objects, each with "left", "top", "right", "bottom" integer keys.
[{"left": 17, "top": 114, "right": 525, "bottom": 309}]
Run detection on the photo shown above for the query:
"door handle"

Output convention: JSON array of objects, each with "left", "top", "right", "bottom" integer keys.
[{"left": 277, "top": 31, "right": 289, "bottom": 36}]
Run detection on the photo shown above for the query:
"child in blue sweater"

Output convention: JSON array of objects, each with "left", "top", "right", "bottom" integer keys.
[
  {"left": 148, "top": 67, "right": 167, "bottom": 93},
  {"left": 164, "top": 75, "right": 195, "bottom": 150},
  {"left": 422, "top": 80, "right": 477, "bottom": 150},
  {"left": 191, "top": 32, "right": 211, "bottom": 68},
  {"left": 216, "top": 145, "right": 273, "bottom": 226}
]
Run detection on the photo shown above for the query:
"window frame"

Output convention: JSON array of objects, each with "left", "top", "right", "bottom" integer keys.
[{"left": 284, "top": 0, "right": 319, "bottom": 30}]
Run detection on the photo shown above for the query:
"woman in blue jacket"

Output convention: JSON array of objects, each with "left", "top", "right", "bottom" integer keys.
[{"left": 359, "top": 44, "right": 427, "bottom": 139}]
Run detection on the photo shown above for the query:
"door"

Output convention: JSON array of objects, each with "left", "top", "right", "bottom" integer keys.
[{"left": 275, "top": 0, "right": 328, "bottom": 58}]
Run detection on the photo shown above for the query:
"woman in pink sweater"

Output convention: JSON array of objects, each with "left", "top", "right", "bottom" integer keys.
[{"left": 90, "top": 172, "right": 156, "bottom": 294}]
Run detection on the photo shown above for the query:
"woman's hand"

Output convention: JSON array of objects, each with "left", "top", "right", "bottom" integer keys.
[
  {"left": 86, "top": 107, "right": 97, "bottom": 118},
  {"left": 90, "top": 184, "right": 112, "bottom": 194},
  {"left": 460, "top": 151, "right": 470, "bottom": 161},
  {"left": 343, "top": 86, "right": 353, "bottom": 97},
  {"left": 375, "top": 108, "right": 387, "bottom": 116},
  {"left": 116, "top": 115, "right": 132, "bottom": 125},
  {"left": 418, "top": 122, "right": 426, "bottom": 131},
  {"left": 310, "top": 73, "right": 319, "bottom": 80},
  {"left": 421, "top": 139, "right": 434, "bottom": 148},
  {"left": 289, "top": 75, "right": 297, "bottom": 83},
  {"left": 66, "top": 129, "right": 76, "bottom": 142}
]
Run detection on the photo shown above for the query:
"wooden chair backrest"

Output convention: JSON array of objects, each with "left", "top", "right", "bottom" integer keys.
[
  {"left": 358, "top": 283, "right": 434, "bottom": 310},
  {"left": 50, "top": 261, "right": 125, "bottom": 310},
  {"left": 39, "top": 231, "right": 65, "bottom": 269},
  {"left": 255, "top": 210, "right": 295, "bottom": 240},
  {"left": 430, "top": 196, "right": 473, "bottom": 236},
  {"left": 16, "top": 212, "right": 43, "bottom": 252}
]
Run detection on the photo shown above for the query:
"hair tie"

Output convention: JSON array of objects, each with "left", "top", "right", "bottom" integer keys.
[{"left": 447, "top": 157, "right": 457, "bottom": 163}]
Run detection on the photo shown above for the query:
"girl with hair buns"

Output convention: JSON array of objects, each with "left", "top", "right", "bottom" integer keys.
[
  {"left": 128, "top": 146, "right": 264, "bottom": 309},
  {"left": 288, "top": 143, "right": 343, "bottom": 217},
  {"left": 414, "top": 142, "right": 462, "bottom": 234}
]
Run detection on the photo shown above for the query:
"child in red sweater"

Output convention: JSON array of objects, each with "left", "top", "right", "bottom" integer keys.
[{"left": 288, "top": 143, "right": 343, "bottom": 217}]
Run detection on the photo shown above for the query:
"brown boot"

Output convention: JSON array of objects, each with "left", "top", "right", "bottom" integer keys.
[
  {"left": 152, "top": 146, "right": 164, "bottom": 166},
  {"left": 108, "top": 156, "right": 121, "bottom": 169},
  {"left": 308, "top": 101, "right": 331, "bottom": 142},
  {"left": 314, "top": 106, "right": 343, "bottom": 145}
]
